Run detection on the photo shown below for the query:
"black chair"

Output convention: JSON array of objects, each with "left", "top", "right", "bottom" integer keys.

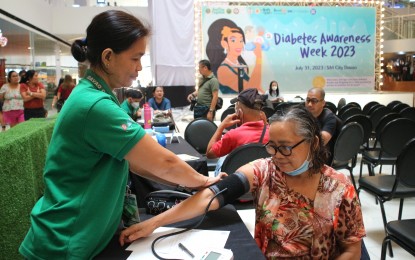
[
  {"left": 337, "top": 103, "right": 360, "bottom": 118},
  {"left": 220, "top": 107, "right": 237, "bottom": 131},
  {"left": 400, "top": 106, "right": 415, "bottom": 122},
  {"left": 344, "top": 114, "right": 372, "bottom": 149},
  {"left": 184, "top": 118, "right": 218, "bottom": 171},
  {"left": 324, "top": 101, "right": 337, "bottom": 115},
  {"left": 337, "top": 98, "right": 346, "bottom": 111},
  {"left": 347, "top": 102, "right": 362, "bottom": 110},
  {"left": 221, "top": 143, "right": 269, "bottom": 201},
  {"left": 262, "top": 106, "right": 275, "bottom": 121},
  {"left": 360, "top": 118, "right": 415, "bottom": 177},
  {"left": 358, "top": 138, "right": 415, "bottom": 258},
  {"left": 368, "top": 105, "right": 391, "bottom": 133},
  {"left": 362, "top": 101, "right": 380, "bottom": 115},
  {"left": 392, "top": 102, "right": 410, "bottom": 114},
  {"left": 386, "top": 100, "right": 402, "bottom": 110},
  {"left": 338, "top": 106, "right": 363, "bottom": 122},
  {"left": 381, "top": 219, "right": 415, "bottom": 259},
  {"left": 330, "top": 122, "right": 364, "bottom": 190}
]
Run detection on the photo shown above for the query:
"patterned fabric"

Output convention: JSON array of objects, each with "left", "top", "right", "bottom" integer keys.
[
  {"left": 0, "top": 84, "right": 24, "bottom": 111},
  {"left": 251, "top": 159, "right": 365, "bottom": 259}
]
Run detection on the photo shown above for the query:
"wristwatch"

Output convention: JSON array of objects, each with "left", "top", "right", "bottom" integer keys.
[{"left": 209, "top": 109, "right": 214, "bottom": 112}]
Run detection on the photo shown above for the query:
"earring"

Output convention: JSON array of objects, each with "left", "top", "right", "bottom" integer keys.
[{"left": 223, "top": 48, "right": 227, "bottom": 55}]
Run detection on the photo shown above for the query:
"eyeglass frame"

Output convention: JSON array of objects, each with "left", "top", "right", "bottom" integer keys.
[
  {"left": 305, "top": 98, "right": 323, "bottom": 104},
  {"left": 264, "top": 139, "right": 306, "bottom": 156}
]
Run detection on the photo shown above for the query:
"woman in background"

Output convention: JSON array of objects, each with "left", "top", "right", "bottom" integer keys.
[
  {"left": 0, "top": 71, "right": 25, "bottom": 128},
  {"left": 148, "top": 86, "right": 171, "bottom": 115},
  {"left": 206, "top": 18, "right": 262, "bottom": 94},
  {"left": 56, "top": 74, "right": 75, "bottom": 112},
  {"left": 20, "top": 70, "right": 47, "bottom": 120},
  {"left": 266, "top": 80, "right": 284, "bottom": 103}
]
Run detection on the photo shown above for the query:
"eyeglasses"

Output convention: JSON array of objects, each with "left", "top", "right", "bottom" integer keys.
[
  {"left": 264, "top": 139, "right": 306, "bottom": 156},
  {"left": 305, "top": 98, "right": 322, "bottom": 104}
]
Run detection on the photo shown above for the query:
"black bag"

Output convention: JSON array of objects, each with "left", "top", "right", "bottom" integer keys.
[
  {"left": 56, "top": 98, "right": 65, "bottom": 111},
  {"left": 215, "top": 97, "right": 223, "bottom": 110},
  {"left": 144, "top": 190, "right": 191, "bottom": 215},
  {"left": 193, "top": 105, "right": 209, "bottom": 119}
]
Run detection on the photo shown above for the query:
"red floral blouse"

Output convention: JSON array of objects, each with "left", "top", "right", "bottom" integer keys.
[{"left": 251, "top": 158, "right": 366, "bottom": 259}]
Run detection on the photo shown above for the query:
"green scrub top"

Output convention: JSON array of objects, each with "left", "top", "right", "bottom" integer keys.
[{"left": 19, "top": 69, "right": 146, "bottom": 259}]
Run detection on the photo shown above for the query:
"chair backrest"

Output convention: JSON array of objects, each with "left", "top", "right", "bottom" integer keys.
[
  {"left": 396, "top": 138, "right": 415, "bottom": 188},
  {"left": 339, "top": 106, "right": 363, "bottom": 121},
  {"left": 324, "top": 101, "right": 337, "bottom": 115},
  {"left": 262, "top": 106, "right": 275, "bottom": 120},
  {"left": 387, "top": 100, "right": 402, "bottom": 110},
  {"left": 374, "top": 112, "right": 401, "bottom": 141},
  {"left": 221, "top": 143, "right": 269, "bottom": 174},
  {"left": 338, "top": 103, "right": 359, "bottom": 117},
  {"left": 369, "top": 105, "right": 392, "bottom": 131},
  {"left": 347, "top": 102, "right": 362, "bottom": 110},
  {"left": 392, "top": 102, "right": 410, "bottom": 113},
  {"left": 400, "top": 106, "right": 415, "bottom": 122},
  {"left": 344, "top": 114, "right": 372, "bottom": 146},
  {"left": 362, "top": 101, "right": 379, "bottom": 115},
  {"left": 380, "top": 118, "right": 415, "bottom": 157},
  {"left": 337, "top": 98, "right": 346, "bottom": 110},
  {"left": 332, "top": 122, "right": 363, "bottom": 163},
  {"left": 184, "top": 118, "right": 217, "bottom": 154}
]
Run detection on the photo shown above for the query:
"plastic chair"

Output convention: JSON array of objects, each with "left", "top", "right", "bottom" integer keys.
[
  {"left": 337, "top": 103, "right": 361, "bottom": 118},
  {"left": 184, "top": 118, "right": 218, "bottom": 171},
  {"left": 386, "top": 100, "right": 402, "bottom": 110},
  {"left": 221, "top": 143, "right": 269, "bottom": 201},
  {"left": 360, "top": 118, "right": 415, "bottom": 177},
  {"left": 330, "top": 122, "right": 364, "bottom": 190},
  {"left": 324, "top": 101, "right": 337, "bottom": 115},
  {"left": 338, "top": 106, "right": 363, "bottom": 122},
  {"left": 392, "top": 102, "right": 410, "bottom": 113},
  {"left": 344, "top": 114, "right": 372, "bottom": 150},
  {"left": 362, "top": 101, "right": 380, "bottom": 115},
  {"left": 400, "top": 106, "right": 415, "bottom": 122},
  {"left": 368, "top": 105, "right": 392, "bottom": 132},
  {"left": 359, "top": 138, "right": 415, "bottom": 258},
  {"left": 337, "top": 98, "right": 346, "bottom": 111}
]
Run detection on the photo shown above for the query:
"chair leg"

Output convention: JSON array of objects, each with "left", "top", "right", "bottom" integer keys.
[
  {"left": 379, "top": 198, "right": 393, "bottom": 257},
  {"left": 381, "top": 236, "right": 393, "bottom": 259},
  {"left": 348, "top": 168, "right": 357, "bottom": 191},
  {"left": 398, "top": 198, "right": 404, "bottom": 220},
  {"left": 359, "top": 159, "right": 364, "bottom": 178},
  {"left": 379, "top": 164, "right": 383, "bottom": 174}
]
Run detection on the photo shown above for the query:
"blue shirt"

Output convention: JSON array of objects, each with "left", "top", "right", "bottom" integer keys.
[{"left": 148, "top": 97, "right": 171, "bottom": 111}]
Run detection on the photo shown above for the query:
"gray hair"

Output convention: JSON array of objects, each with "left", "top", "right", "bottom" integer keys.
[{"left": 269, "top": 105, "right": 328, "bottom": 174}]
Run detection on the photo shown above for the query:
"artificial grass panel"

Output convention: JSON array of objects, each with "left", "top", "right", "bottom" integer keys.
[{"left": 0, "top": 117, "right": 56, "bottom": 259}]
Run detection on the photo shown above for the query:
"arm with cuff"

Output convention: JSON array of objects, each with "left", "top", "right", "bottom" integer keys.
[{"left": 119, "top": 167, "right": 254, "bottom": 246}]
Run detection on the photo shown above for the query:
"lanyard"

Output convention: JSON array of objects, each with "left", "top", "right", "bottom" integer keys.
[{"left": 84, "top": 70, "right": 120, "bottom": 106}]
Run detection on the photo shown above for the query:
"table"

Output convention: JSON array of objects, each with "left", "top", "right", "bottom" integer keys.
[
  {"left": 95, "top": 205, "right": 265, "bottom": 259},
  {"left": 129, "top": 136, "right": 208, "bottom": 208}
]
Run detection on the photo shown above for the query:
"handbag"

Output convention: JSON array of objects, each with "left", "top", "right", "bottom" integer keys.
[
  {"left": 56, "top": 98, "right": 65, "bottom": 111},
  {"left": 144, "top": 190, "right": 191, "bottom": 215},
  {"left": 215, "top": 97, "right": 223, "bottom": 110}
]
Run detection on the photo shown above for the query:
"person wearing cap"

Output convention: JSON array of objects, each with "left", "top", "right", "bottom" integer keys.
[
  {"left": 120, "top": 88, "right": 143, "bottom": 121},
  {"left": 206, "top": 88, "right": 269, "bottom": 175},
  {"left": 305, "top": 87, "right": 342, "bottom": 164},
  {"left": 187, "top": 60, "right": 219, "bottom": 121}
]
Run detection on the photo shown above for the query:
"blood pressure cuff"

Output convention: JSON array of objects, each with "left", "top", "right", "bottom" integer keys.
[{"left": 208, "top": 172, "right": 250, "bottom": 207}]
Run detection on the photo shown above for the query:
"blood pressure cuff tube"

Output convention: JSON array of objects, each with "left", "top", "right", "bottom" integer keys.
[{"left": 208, "top": 172, "right": 250, "bottom": 207}]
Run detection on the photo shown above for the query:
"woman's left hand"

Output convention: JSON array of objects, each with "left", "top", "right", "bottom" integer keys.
[{"left": 119, "top": 220, "right": 157, "bottom": 246}]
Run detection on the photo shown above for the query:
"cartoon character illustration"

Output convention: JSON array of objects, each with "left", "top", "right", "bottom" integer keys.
[{"left": 206, "top": 19, "right": 263, "bottom": 94}]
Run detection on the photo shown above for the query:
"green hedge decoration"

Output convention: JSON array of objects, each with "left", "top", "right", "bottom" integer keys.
[{"left": 0, "top": 116, "right": 56, "bottom": 260}]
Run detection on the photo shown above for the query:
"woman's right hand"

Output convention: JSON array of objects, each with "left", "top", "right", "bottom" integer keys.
[{"left": 119, "top": 220, "right": 158, "bottom": 246}]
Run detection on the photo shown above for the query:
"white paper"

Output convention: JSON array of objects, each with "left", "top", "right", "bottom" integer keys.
[
  {"left": 176, "top": 154, "right": 200, "bottom": 161},
  {"left": 126, "top": 227, "right": 230, "bottom": 260}
]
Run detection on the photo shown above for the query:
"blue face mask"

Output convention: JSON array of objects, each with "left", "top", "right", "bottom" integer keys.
[{"left": 284, "top": 154, "right": 310, "bottom": 176}]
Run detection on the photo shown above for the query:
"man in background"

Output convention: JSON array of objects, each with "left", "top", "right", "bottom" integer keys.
[
  {"left": 305, "top": 87, "right": 342, "bottom": 164},
  {"left": 187, "top": 60, "right": 219, "bottom": 121},
  {"left": 120, "top": 89, "right": 143, "bottom": 121},
  {"left": 206, "top": 88, "right": 269, "bottom": 175}
]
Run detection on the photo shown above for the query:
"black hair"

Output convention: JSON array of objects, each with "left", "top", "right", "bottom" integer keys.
[
  {"left": 199, "top": 60, "right": 211, "bottom": 71},
  {"left": 21, "top": 70, "right": 36, "bottom": 84},
  {"left": 269, "top": 105, "right": 328, "bottom": 174},
  {"left": 125, "top": 89, "right": 143, "bottom": 99},
  {"left": 268, "top": 80, "right": 280, "bottom": 97},
  {"left": 152, "top": 86, "right": 164, "bottom": 94},
  {"left": 206, "top": 18, "right": 248, "bottom": 76},
  {"left": 71, "top": 10, "right": 150, "bottom": 73},
  {"left": 7, "top": 70, "right": 17, "bottom": 83}
]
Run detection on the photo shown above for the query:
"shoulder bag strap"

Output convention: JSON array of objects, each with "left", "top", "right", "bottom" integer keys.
[{"left": 259, "top": 123, "right": 267, "bottom": 143}]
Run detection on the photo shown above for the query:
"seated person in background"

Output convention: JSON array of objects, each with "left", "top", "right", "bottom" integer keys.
[
  {"left": 148, "top": 86, "right": 171, "bottom": 115},
  {"left": 266, "top": 80, "right": 284, "bottom": 103},
  {"left": 305, "top": 87, "right": 342, "bottom": 165},
  {"left": 206, "top": 88, "right": 269, "bottom": 175},
  {"left": 120, "top": 88, "right": 143, "bottom": 121},
  {"left": 120, "top": 106, "right": 365, "bottom": 259}
]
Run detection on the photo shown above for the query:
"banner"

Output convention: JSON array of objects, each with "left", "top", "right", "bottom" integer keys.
[{"left": 201, "top": 5, "right": 376, "bottom": 94}]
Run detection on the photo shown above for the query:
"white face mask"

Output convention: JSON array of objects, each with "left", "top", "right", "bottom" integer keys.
[
  {"left": 272, "top": 86, "right": 278, "bottom": 91},
  {"left": 131, "top": 102, "right": 140, "bottom": 109}
]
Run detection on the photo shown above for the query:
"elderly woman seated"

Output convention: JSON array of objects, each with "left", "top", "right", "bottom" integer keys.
[{"left": 120, "top": 106, "right": 366, "bottom": 259}]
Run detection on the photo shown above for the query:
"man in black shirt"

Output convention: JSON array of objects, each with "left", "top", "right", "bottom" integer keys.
[{"left": 305, "top": 87, "right": 342, "bottom": 164}]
